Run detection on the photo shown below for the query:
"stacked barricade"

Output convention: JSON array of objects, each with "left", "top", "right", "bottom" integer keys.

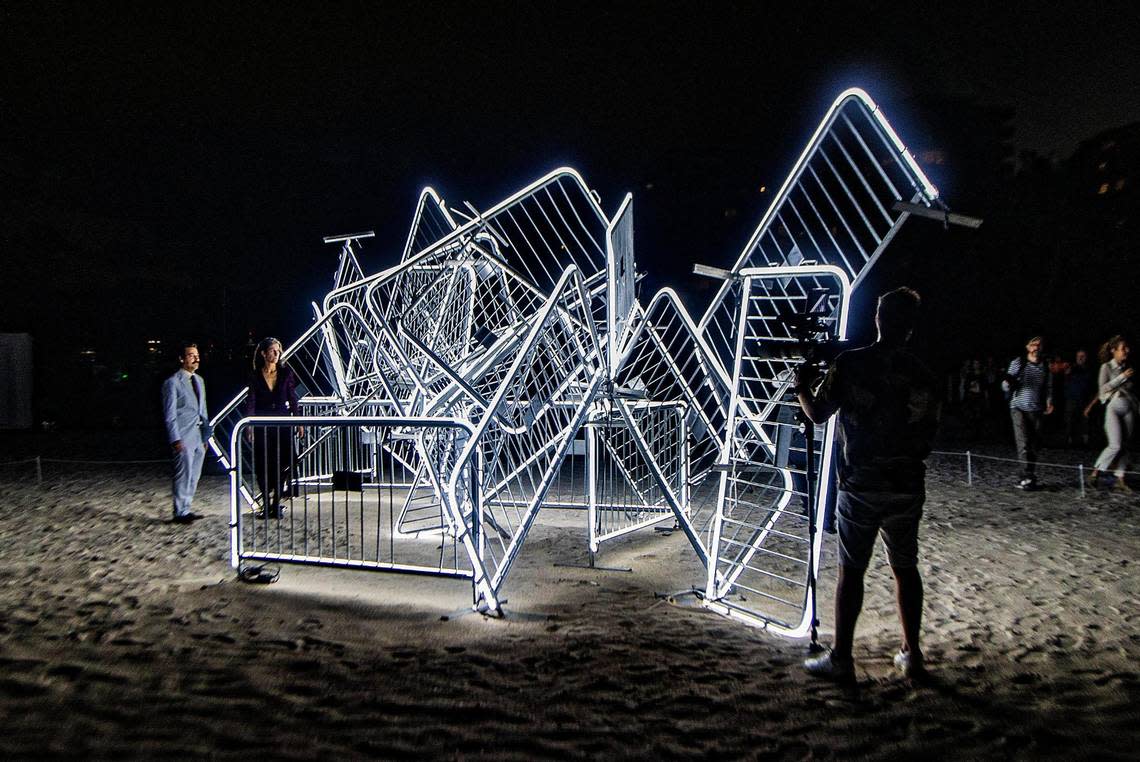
[{"left": 210, "top": 88, "right": 945, "bottom": 633}]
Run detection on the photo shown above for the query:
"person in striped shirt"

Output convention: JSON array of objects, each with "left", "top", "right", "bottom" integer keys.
[{"left": 1003, "top": 336, "right": 1054, "bottom": 490}]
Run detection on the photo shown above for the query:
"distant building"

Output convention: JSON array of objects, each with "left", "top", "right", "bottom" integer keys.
[
  {"left": 0, "top": 334, "right": 33, "bottom": 429},
  {"left": 1069, "top": 122, "right": 1138, "bottom": 229}
]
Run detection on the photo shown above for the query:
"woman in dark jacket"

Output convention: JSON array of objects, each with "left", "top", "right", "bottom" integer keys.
[{"left": 245, "top": 337, "right": 303, "bottom": 516}]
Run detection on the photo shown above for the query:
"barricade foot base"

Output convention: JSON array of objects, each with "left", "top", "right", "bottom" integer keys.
[{"left": 553, "top": 561, "right": 633, "bottom": 573}]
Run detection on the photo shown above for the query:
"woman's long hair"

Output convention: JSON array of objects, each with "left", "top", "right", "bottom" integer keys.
[
  {"left": 1098, "top": 335, "right": 1127, "bottom": 365},
  {"left": 252, "top": 337, "right": 287, "bottom": 371}
]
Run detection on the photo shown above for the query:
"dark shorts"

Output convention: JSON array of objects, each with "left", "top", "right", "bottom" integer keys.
[{"left": 836, "top": 489, "right": 924, "bottom": 570}]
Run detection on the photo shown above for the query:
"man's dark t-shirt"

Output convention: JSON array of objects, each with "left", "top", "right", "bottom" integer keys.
[{"left": 815, "top": 343, "right": 939, "bottom": 494}]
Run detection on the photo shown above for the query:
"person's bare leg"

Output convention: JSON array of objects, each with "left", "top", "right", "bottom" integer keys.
[
  {"left": 832, "top": 563, "right": 866, "bottom": 662},
  {"left": 892, "top": 565, "right": 923, "bottom": 656}
]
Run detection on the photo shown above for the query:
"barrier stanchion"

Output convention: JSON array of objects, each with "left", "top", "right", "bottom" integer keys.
[
  {"left": 1, "top": 455, "right": 174, "bottom": 487},
  {"left": 929, "top": 448, "right": 1140, "bottom": 493}
]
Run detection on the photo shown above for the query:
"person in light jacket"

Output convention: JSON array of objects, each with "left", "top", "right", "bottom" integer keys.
[
  {"left": 1088, "top": 336, "right": 1136, "bottom": 492},
  {"left": 161, "top": 342, "right": 211, "bottom": 524}
]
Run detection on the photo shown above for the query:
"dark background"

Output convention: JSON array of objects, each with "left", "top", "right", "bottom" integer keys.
[{"left": 3, "top": 1, "right": 1139, "bottom": 430}]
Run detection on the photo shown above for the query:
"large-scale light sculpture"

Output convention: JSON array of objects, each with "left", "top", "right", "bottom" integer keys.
[{"left": 210, "top": 88, "right": 943, "bottom": 636}]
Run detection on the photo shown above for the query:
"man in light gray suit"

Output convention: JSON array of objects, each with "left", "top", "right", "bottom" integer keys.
[{"left": 161, "top": 342, "right": 211, "bottom": 524}]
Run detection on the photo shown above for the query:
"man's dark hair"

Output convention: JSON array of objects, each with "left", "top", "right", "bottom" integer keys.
[
  {"left": 876, "top": 287, "right": 921, "bottom": 342},
  {"left": 178, "top": 342, "right": 198, "bottom": 360}
]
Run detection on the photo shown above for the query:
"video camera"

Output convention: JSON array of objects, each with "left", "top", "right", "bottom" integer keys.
[{"left": 752, "top": 309, "right": 848, "bottom": 366}]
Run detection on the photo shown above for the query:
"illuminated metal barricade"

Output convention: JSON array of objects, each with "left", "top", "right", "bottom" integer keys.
[
  {"left": 521, "top": 192, "right": 709, "bottom": 561},
  {"left": 230, "top": 416, "right": 479, "bottom": 586},
  {"left": 698, "top": 88, "right": 941, "bottom": 373},
  {"left": 212, "top": 170, "right": 608, "bottom": 489},
  {"left": 441, "top": 266, "right": 608, "bottom": 611},
  {"left": 609, "top": 289, "right": 733, "bottom": 561},
  {"left": 583, "top": 400, "right": 689, "bottom": 554},
  {"left": 361, "top": 261, "right": 609, "bottom": 609},
  {"left": 703, "top": 265, "right": 850, "bottom": 637},
  {"left": 344, "top": 176, "right": 698, "bottom": 568}
]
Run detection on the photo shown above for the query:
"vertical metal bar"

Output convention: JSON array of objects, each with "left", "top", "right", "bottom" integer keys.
[
  {"left": 679, "top": 406, "right": 690, "bottom": 517},
  {"left": 306, "top": 428, "right": 314, "bottom": 560},
  {"left": 1079, "top": 463, "right": 1086, "bottom": 499},
  {"left": 378, "top": 429, "right": 386, "bottom": 563},
  {"left": 275, "top": 425, "right": 283, "bottom": 549},
  {"left": 316, "top": 428, "right": 322, "bottom": 558},
  {"left": 230, "top": 428, "right": 240, "bottom": 568},
  {"left": 967, "top": 450, "right": 973, "bottom": 486},
  {"left": 288, "top": 426, "right": 295, "bottom": 550},
  {"left": 587, "top": 423, "right": 598, "bottom": 558},
  {"left": 708, "top": 275, "right": 756, "bottom": 598},
  {"left": 259, "top": 424, "right": 267, "bottom": 554}
]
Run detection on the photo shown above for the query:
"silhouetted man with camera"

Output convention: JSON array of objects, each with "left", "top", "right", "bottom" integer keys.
[{"left": 795, "top": 287, "right": 938, "bottom": 681}]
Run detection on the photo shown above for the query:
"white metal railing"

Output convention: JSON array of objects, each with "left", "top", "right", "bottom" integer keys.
[
  {"left": 704, "top": 266, "right": 851, "bottom": 638},
  {"left": 699, "top": 88, "right": 939, "bottom": 376},
  {"left": 230, "top": 416, "right": 481, "bottom": 599}
]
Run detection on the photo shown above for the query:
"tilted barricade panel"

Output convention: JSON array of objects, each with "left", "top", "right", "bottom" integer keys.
[
  {"left": 585, "top": 401, "right": 688, "bottom": 552},
  {"left": 335, "top": 168, "right": 609, "bottom": 345},
  {"left": 399, "top": 187, "right": 459, "bottom": 266},
  {"left": 447, "top": 267, "right": 607, "bottom": 611},
  {"left": 705, "top": 266, "right": 850, "bottom": 637},
  {"left": 700, "top": 88, "right": 939, "bottom": 375},
  {"left": 613, "top": 290, "right": 732, "bottom": 546}
]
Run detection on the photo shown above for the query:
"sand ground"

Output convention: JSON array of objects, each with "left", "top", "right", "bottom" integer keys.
[{"left": 1, "top": 447, "right": 1138, "bottom": 759}]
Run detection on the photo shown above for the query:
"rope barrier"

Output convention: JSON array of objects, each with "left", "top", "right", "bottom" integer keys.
[
  {"left": 930, "top": 449, "right": 1140, "bottom": 478},
  {"left": 38, "top": 458, "right": 169, "bottom": 465},
  {"left": 3, "top": 448, "right": 1134, "bottom": 496},
  {"left": 0, "top": 454, "right": 170, "bottom": 486},
  {"left": 0, "top": 458, "right": 40, "bottom": 467},
  {"left": 2, "top": 457, "right": 167, "bottom": 466}
]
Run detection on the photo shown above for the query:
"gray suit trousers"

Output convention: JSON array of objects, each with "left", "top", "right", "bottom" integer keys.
[{"left": 172, "top": 427, "right": 205, "bottom": 516}]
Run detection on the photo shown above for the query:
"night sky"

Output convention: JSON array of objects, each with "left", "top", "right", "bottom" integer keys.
[{"left": 5, "top": 2, "right": 1139, "bottom": 377}]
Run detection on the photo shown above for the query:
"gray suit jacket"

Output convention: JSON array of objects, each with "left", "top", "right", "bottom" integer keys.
[{"left": 162, "top": 370, "right": 210, "bottom": 446}]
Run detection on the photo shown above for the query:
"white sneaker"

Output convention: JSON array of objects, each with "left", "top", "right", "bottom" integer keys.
[
  {"left": 893, "top": 649, "right": 926, "bottom": 679},
  {"left": 803, "top": 649, "right": 855, "bottom": 681}
]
